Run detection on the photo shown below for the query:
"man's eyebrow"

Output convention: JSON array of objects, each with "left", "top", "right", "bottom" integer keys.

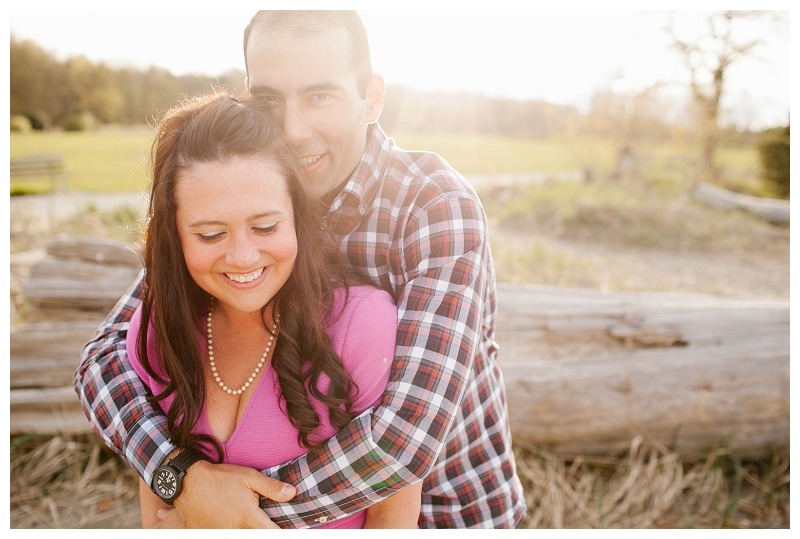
[
  {"left": 248, "top": 82, "right": 344, "bottom": 97},
  {"left": 298, "top": 82, "right": 344, "bottom": 95},
  {"left": 248, "top": 84, "right": 283, "bottom": 97}
]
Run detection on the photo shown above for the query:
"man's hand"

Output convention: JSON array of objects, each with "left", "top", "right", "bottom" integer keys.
[
  {"left": 150, "top": 508, "right": 184, "bottom": 528},
  {"left": 170, "top": 460, "right": 296, "bottom": 528}
]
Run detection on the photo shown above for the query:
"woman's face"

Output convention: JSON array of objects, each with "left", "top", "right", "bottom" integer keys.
[{"left": 175, "top": 156, "right": 298, "bottom": 318}]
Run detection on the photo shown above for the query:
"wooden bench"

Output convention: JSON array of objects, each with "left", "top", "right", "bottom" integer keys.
[{"left": 10, "top": 154, "right": 67, "bottom": 192}]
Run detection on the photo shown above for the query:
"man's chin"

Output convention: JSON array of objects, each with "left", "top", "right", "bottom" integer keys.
[{"left": 307, "top": 173, "right": 344, "bottom": 199}]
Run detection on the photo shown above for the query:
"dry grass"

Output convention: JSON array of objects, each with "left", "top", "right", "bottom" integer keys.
[
  {"left": 515, "top": 437, "right": 789, "bottom": 529},
  {"left": 9, "top": 434, "right": 788, "bottom": 529},
  {"left": 10, "top": 434, "right": 141, "bottom": 529}
]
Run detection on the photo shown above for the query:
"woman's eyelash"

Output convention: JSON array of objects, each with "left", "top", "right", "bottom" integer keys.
[
  {"left": 253, "top": 224, "right": 278, "bottom": 234},
  {"left": 198, "top": 232, "right": 224, "bottom": 243},
  {"left": 196, "top": 224, "right": 277, "bottom": 242}
]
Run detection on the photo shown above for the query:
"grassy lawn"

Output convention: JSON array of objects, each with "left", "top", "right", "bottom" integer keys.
[
  {"left": 390, "top": 132, "right": 619, "bottom": 173},
  {"left": 10, "top": 127, "right": 761, "bottom": 194},
  {"left": 10, "top": 128, "right": 155, "bottom": 194}
]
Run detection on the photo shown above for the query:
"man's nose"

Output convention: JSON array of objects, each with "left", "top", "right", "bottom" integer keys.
[
  {"left": 226, "top": 234, "right": 261, "bottom": 269},
  {"left": 281, "top": 102, "right": 313, "bottom": 147}
]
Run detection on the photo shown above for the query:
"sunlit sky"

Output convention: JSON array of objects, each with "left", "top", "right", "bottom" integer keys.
[{"left": 8, "top": 4, "right": 792, "bottom": 129}]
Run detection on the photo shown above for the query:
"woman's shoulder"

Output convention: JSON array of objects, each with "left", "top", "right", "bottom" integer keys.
[
  {"left": 328, "top": 285, "right": 397, "bottom": 409},
  {"left": 325, "top": 285, "right": 397, "bottom": 352},
  {"left": 331, "top": 284, "right": 395, "bottom": 319}
]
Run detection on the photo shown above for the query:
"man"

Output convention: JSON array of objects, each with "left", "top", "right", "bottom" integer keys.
[{"left": 74, "top": 10, "right": 525, "bottom": 528}]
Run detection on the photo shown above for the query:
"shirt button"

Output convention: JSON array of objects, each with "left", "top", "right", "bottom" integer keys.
[
  {"left": 358, "top": 207, "right": 366, "bottom": 216},
  {"left": 317, "top": 516, "right": 328, "bottom": 524}
]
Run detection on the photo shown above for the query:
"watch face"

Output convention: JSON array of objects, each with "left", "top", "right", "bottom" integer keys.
[{"left": 155, "top": 467, "right": 178, "bottom": 500}]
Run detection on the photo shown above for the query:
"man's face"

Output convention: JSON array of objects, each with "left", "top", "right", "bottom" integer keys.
[{"left": 246, "top": 27, "right": 382, "bottom": 198}]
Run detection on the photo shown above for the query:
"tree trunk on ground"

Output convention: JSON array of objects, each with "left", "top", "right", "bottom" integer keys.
[{"left": 497, "top": 284, "right": 788, "bottom": 458}]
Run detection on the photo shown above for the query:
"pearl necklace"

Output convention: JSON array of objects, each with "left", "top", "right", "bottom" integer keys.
[{"left": 206, "top": 301, "right": 279, "bottom": 396}]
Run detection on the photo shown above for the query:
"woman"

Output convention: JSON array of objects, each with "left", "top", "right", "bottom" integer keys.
[{"left": 127, "top": 92, "right": 421, "bottom": 528}]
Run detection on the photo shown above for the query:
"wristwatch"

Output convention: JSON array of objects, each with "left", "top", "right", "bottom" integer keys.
[{"left": 151, "top": 448, "right": 206, "bottom": 505}]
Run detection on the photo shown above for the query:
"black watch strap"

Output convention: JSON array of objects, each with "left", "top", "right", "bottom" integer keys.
[
  {"left": 168, "top": 448, "right": 205, "bottom": 473},
  {"left": 152, "top": 448, "right": 207, "bottom": 504}
]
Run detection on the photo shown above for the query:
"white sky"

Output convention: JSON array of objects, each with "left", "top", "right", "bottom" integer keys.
[{"left": 7, "top": 5, "right": 793, "bottom": 129}]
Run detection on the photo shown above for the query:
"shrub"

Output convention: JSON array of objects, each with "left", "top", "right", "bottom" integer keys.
[
  {"left": 10, "top": 115, "right": 32, "bottom": 133},
  {"left": 757, "top": 126, "right": 790, "bottom": 199},
  {"left": 25, "top": 111, "right": 51, "bottom": 131},
  {"left": 60, "top": 112, "right": 96, "bottom": 132}
]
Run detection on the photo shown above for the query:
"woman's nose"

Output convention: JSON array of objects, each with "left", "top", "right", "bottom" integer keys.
[{"left": 225, "top": 234, "right": 260, "bottom": 268}]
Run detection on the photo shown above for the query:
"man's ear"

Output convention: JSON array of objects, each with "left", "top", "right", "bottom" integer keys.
[{"left": 364, "top": 73, "right": 385, "bottom": 124}]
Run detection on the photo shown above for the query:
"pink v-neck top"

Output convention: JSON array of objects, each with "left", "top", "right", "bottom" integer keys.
[{"left": 126, "top": 285, "right": 397, "bottom": 529}]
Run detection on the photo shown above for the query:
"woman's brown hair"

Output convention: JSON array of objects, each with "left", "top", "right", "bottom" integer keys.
[{"left": 138, "top": 91, "right": 358, "bottom": 459}]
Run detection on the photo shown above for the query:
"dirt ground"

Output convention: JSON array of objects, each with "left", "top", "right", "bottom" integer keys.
[{"left": 490, "top": 227, "right": 790, "bottom": 300}]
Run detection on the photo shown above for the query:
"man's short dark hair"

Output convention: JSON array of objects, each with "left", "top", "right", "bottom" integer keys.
[{"left": 243, "top": 10, "right": 372, "bottom": 97}]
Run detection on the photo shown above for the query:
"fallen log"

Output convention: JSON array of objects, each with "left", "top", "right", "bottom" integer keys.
[
  {"left": 10, "top": 283, "right": 789, "bottom": 458},
  {"left": 10, "top": 322, "right": 104, "bottom": 435},
  {"left": 693, "top": 182, "right": 789, "bottom": 224},
  {"left": 10, "top": 237, "right": 792, "bottom": 455},
  {"left": 497, "top": 284, "right": 789, "bottom": 458},
  {"left": 22, "top": 238, "right": 142, "bottom": 318},
  {"left": 45, "top": 237, "right": 142, "bottom": 266},
  {"left": 10, "top": 387, "right": 94, "bottom": 436},
  {"left": 11, "top": 321, "right": 104, "bottom": 389}
]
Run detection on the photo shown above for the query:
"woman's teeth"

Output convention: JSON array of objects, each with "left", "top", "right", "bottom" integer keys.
[
  {"left": 224, "top": 268, "right": 264, "bottom": 283},
  {"left": 301, "top": 155, "right": 322, "bottom": 166}
]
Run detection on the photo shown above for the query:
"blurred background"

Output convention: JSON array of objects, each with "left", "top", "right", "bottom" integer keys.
[{"left": 9, "top": 9, "right": 790, "bottom": 529}]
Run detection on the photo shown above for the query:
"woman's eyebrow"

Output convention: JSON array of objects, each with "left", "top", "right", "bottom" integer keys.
[
  {"left": 187, "top": 219, "right": 225, "bottom": 228},
  {"left": 246, "top": 211, "right": 284, "bottom": 221},
  {"left": 187, "top": 211, "right": 283, "bottom": 228}
]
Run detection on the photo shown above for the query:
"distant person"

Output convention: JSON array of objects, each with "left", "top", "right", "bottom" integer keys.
[
  {"left": 74, "top": 10, "right": 525, "bottom": 528},
  {"left": 128, "top": 92, "right": 420, "bottom": 528}
]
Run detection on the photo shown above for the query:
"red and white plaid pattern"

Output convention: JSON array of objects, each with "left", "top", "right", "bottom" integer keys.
[{"left": 74, "top": 124, "right": 525, "bottom": 528}]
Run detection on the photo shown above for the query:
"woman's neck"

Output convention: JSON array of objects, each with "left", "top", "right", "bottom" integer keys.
[{"left": 212, "top": 301, "right": 273, "bottom": 337}]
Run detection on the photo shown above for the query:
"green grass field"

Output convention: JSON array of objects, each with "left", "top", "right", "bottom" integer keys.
[
  {"left": 10, "top": 128, "right": 760, "bottom": 194},
  {"left": 10, "top": 128, "right": 156, "bottom": 194},
  {"left": 391, "top": 133, "right": 619, "bottom": 173}
]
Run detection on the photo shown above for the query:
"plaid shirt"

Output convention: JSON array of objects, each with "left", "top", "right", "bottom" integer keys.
[{"left": 74, "top": 123, "right": 525, "bottom": 528}]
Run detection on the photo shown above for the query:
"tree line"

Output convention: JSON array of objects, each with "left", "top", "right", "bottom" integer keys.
[
  {"left": 9, "top": 35, "right": 611, "bottom": 138},
  {"left": 10, "top": 31, "right": 785, "bottom": 184},
  {"left": 10, "top": 36, "right": 246, "bottom": 129}
]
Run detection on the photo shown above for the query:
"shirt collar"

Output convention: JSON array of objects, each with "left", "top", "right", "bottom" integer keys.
[{"left": 329, "top": 123, "right": 393, "bottom": 213}]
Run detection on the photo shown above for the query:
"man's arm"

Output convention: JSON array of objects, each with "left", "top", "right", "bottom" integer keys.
[
  {"left": 363, "top": 481, "right": 423, "bottom": 528},
  {"left": 259, "top": 191, "right": 489, "bottom": 527},
  {"left": 73, "top": 271, "right": 176, "bottom": 485}
]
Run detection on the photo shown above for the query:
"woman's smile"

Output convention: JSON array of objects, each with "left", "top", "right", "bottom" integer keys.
[{"left": 224, "top": 267, "right": 265, "bottom": 284}]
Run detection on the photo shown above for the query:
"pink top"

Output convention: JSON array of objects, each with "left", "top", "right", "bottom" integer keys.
[{"left": 127, "top": 285, "right": 397, "bottom": 529}]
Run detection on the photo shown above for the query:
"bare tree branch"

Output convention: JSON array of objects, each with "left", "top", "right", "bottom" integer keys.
[{"left": 666, "top": 10, "right": 767, "bottom": 178}]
